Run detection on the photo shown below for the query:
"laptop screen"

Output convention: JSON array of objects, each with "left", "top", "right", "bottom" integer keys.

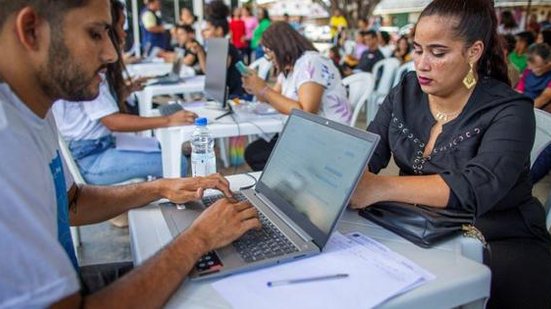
[
  {"left": 204, "top": 38, "right": 229, "bottom": 108},
  {"left": 256, "top": 110, "right": 379, "bottom": 248}
]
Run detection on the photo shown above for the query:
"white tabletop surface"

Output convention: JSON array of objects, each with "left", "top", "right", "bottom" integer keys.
[{"left": 129, "top": 173, "right": 491, "bottom": 309}]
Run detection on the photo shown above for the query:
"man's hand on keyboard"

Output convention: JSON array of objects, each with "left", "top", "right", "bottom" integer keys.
[
  {"left": 157, "top": 174, "right": 233, "bottom": 203},
  {"left": 189, "top": 199, "right": 261, "bottom": 251}
]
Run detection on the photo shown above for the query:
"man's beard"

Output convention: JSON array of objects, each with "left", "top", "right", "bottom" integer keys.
[{"left": 37, "top": 31, "right": 102, "bottom": 102}]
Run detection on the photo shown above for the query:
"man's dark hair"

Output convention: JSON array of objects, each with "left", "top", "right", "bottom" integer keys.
[
  {"left": 502, "top": 34, "right": 516, "bottom": 54},
  {"left": 205, "top": 0, "right": 229, "bottom": 35},
  {"left": 175, "top": 24, "right": 194, "bottom": 33},
  {"left": 0, "top": 0, "right": 88, "bottom": 31},
  {"left": 379, "top": 31, "right": 390, "bottom": 44},
  {"left": 516, "top": 31, "right": 536, "bottom": 46},
  {"left": 361, "top": 30, "right": 377, "bottom": 38},
  {"left": 527, "top": 43, "right": 551, "bottom": 62}
]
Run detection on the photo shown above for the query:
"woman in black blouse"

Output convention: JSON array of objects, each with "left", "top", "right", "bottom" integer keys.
[{"left": 350, "top": 0, "right": 551, "bottom": 307}]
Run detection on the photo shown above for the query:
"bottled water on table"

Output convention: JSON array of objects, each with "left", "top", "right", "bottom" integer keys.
[{"left": 191, "top": 117, "right": 216, "bottom": 177}]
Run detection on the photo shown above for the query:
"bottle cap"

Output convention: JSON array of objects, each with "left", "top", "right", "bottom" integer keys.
[{"left": 195, "top": 117, "right": 207, "bottom": 126}]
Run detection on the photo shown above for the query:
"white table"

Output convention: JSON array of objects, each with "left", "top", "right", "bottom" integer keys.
[
  {"left": 156, "top": 106, "right": 286, "bottom": 178},
  {"left": 129, "top": 173, "right": 491, "bottom": 309},
  {"left": 126, "top": 62, "right": 172, "bottom": 78},
  {"left": 137, "top": 75, "right": 206, "bottom": 117}
]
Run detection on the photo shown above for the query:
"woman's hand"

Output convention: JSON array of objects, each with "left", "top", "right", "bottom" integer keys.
[
  {"left": 128, "top": 76, "right": 148, "bottom": 92},
  {"left": 242, "top": 73, "right": 268, "bottom": 100},
  {"left": 349, "top": 170, "right": 386, "bottom": 209},
  {"left": 166, "top": 110, "right": 198, "bottom": 127},
  {"left": 157, "top": 173, "right": 234, "bottom": 204}
]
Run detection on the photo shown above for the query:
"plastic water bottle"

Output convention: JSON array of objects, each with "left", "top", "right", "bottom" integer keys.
[{"left": 191, "top": 117, "right": 216, "bottom": 177}]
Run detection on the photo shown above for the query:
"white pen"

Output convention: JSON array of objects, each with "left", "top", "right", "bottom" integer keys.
[{"left": 267, "top": 273, "right": 349, "bottom": 287}]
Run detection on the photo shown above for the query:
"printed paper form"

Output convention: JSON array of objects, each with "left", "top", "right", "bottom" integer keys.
[{"left": 211, "top": 232, "right": 434, "bottom": 309}]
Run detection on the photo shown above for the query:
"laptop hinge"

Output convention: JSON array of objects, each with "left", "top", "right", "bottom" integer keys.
[{"left": 255, "top": 192, "right": 313, "bottom": 243}]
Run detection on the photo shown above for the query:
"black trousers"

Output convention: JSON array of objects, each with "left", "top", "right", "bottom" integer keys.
[
  {"left": 80, "top": 261, "right": 134, "bottom": 295},
  {"left": 244, "top": 135, "right": 278, "bottom": 171},
  {"left": 485, "top": 238, "right": 551, "bottom": 308}
]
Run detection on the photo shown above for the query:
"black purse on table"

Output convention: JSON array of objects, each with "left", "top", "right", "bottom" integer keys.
[{"left": 359, "top": 201, "right": 485, "bottom": 248}]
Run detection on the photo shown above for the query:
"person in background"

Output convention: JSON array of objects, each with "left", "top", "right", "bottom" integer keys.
[
  {"left": 54, "top": 0, "right": 197, "bottom": 185},
  {"left": 508, "top": 31, "right": 535, "bottom": 73},
  {"left": 160, "top": 25, "right": 201, "bottom": 73},
  {"left": 357, "top": 30, "right": 385, "bottom": 73},
  {"left": 242, "top": 22, "right": 351, "bottom": 171},
  {"left": 350, "top": 0, "right": 551, "bottom": 307},
  {"left": 190, "top": 0, "right": 245, "bottom": 98},
  {"left": 537, "top": 29, "right": 551, "bottom": 45},
  {"left": 328, "top": 45, "right": 343, "bottom": 77},
  {"left": 230, "top": 7, "right": 247, "bottom": 60},
  {"left": 393, "top": 35, "right": 412, "bottom": 64},
  {"left": 516, "top": 43, "right": 551, "bottom": 189},
  {"left": 329, "top": 8, "right": 348, "bottom": 43},
  {"left": 251, "top": 7, "right": 271, "bottom": 60},
  {"left": 515, "top": 43, "right": 551, "bottom": 111},
  {"left": 378, "top": 31, "right": 394, "bottom": 58},
  {"left": 357, "top": 17, "right": 369, "bottom": 31},
  {"left": 179, "top": 6, "right": 202, "bottom": 44},
  {"left": 141, "top": 0, "right": 169, "bottom": 51},
  {"left": 527, "top": 13, "right": 541, "bottom": 34},
  {"left": 0, "top": 1, "right": 260, "bottom": 307},
  {"left": 501, "top": 34, "right": 521, "bottom": 86},
  {"left": 498, "top": 10, "right": 520, "bottom": 35},
  {"left": 241, "top": 6, "right": 257, "bottom": 64}
]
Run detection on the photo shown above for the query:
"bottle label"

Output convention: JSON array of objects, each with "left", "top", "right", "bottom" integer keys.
[{"left": 191, "top": 153, "right": 216, "bottom": 177}]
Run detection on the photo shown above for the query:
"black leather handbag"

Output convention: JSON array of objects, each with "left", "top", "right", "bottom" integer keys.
[{"left": 359, "top": 201, "right": 481, "bottom": 248}]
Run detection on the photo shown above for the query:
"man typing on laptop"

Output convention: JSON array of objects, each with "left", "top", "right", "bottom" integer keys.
[{"left": 0, "top": 1, "right": 259, "bottom": 308}]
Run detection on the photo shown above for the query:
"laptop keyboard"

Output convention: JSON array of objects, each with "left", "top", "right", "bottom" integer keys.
[{"left": 202, "top": 193, "right": 298, "bottom": 263}]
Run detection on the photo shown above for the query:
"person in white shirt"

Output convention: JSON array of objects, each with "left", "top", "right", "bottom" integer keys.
[
  {"left": 53, "top": 0, "right": 197, "bottom": 186},
  {"left": 242, "top": 21, "right": 352, "bottom": 171},
  {"left": 378, "top": 30, "right": 395, "bottom": 58},
  {"left": 0, "top": 1, "right": 259, "bottom": 308},
  {"left": 53, "top": 80, "right": 194, "bottom": 185}
]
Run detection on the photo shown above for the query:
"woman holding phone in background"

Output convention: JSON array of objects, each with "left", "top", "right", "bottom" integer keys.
[{"left": 241, "top": 21, "right": 351, "bottom": 171}]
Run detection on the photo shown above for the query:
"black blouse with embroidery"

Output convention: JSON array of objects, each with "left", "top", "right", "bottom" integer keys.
[{"left": 368, "top": 72, "right": 550, "bottom": 243}]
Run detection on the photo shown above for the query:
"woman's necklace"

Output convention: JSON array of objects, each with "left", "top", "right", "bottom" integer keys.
[
  {"left": 429, "top": 100, "right": 465, "bottom": 123},
  {"left": 433, "top": 108, "right": 461, "bottom": 123}
]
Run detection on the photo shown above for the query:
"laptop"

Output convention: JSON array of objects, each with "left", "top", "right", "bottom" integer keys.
[
  {"left": 147, "top": 51, "right": 185, "bottom": 85},
  {"left": 161, "top": 109, "right": 380, "bottom": 280}
]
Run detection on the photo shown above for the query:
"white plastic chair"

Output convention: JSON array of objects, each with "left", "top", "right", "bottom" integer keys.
[
  {"left": 392, "top": 61, "right": 415, "bottom": 87},
  {"left": 248, "top": 57, "right": 273, "bottom": 81},
  {"left": 532, "top": 109, "right": 551, "bottom": 166},
  {"left": 367, "top": 58, "right": 401, "bottom": 124},
  {"left": 532, "top": 109, "right": 551, "bottom": 231},
  {"left": 342, "top": 72, "right": 375, "bottom": 127},
  {"left": 57, "top": 135, "right": 145, "bottom": 251}
]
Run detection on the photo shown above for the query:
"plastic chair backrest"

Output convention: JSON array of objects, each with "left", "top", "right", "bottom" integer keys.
[
  {"left": 533, "top": 109, "right": 551, "bottom": 167},
  {"left": 57, "top": 134, "right": 86, "bottom": 185},
  {"left": 249, "top": 57, "right": 273, "bottom": 81},
  {"left": 392, "top": 61, "right": 415, "bottom": 87},
  {"left": 372, "top": 57, "right": 401, "bottom": 96},
  {"left": 342, "top": 72, "right": 375, "bottom": 127}
]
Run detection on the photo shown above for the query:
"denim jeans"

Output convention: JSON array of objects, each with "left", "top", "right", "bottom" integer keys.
[
  {"left": 532, "top": 144, "right": 551, "bottom": 184},
  {"left": 69, "top": 135, "right": 188, "bottom": 185}
]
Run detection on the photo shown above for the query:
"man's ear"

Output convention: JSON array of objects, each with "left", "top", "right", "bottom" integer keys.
[{"left": 14, "top": 7, "right": 47, "bottom": 52}]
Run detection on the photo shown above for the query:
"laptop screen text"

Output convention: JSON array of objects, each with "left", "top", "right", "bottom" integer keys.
[{"left": 257, "top": 112, "right": 376, "bottom": 248}]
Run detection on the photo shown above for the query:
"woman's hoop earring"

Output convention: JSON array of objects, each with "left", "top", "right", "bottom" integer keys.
[{"left": 463, "top": 62, "right": 477, "bottom": 90}]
